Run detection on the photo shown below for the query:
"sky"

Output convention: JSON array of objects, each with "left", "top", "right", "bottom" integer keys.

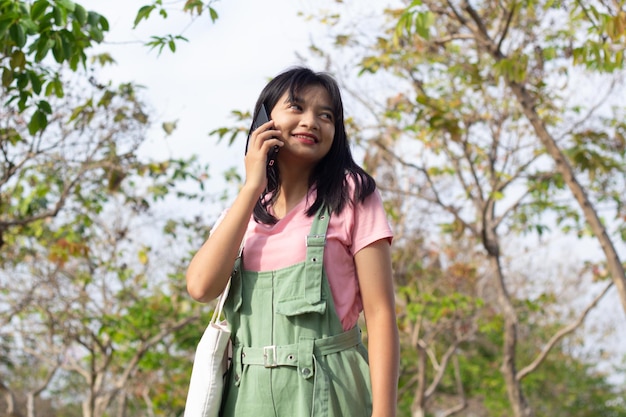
[
  {"left": 79, "top": 0, "right": 388, "bottom": 207},
  {"left": 81, "top": 0, "right": 307, "bottom": 177}
]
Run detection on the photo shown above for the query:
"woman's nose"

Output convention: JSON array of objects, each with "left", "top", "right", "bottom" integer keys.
[{"left": 299, "top": 110, "right": 318, "bottom": 129}]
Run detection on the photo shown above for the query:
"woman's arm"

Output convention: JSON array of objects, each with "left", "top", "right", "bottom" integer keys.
[
  {"left": 355, "top": 239, "right": 399, "bottom": 417},
  {"left": 186, "top": 120, "right": 282, "bottom": 302},
  {"left": 185, "top": 184, "right": 259, "bottom": 302}
]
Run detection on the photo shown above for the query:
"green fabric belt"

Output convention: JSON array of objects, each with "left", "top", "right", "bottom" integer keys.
[{"left": 240, "top": 326, "right": 361, "bottom": 368}]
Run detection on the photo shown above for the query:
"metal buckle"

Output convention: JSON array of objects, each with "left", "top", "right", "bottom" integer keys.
[
  {"left": 263, "top": 345, "right": 277, "bottom": 368},
  {"left": 305, "top": 234, "right": 326, "bottom": 247}
]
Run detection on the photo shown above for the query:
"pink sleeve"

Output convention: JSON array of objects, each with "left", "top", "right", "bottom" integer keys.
[{"left": 350, "top": 189, "right": 393, "bottom": 255}]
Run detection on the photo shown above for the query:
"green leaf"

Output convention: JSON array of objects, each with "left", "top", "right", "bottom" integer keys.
[
  {"left": 53, "top": 5, "right": 66, "bottom": 26},
  {"left": 145, "top": 34, "right": 188, "bottom": 55},
  {"left": 413, "top": 11, "right": 433, "bottom": 40},
  {"left": 162, "top": 121, "right": 177, "bottom": 135},
  {"left": 56, "top": 0, "right": 76, "bottom": 12},
  {"left": 50, "top": 76, "right": 63, "bottom": 98},
  {"left": 0, "top": 128, "right": 23, "bottom": 145},
  {"left": 183, "top": 0, "right": 203, "bottom": 14},
  {"left": 90, "top": 26, "right": 103, "bottom": 42},
  {"left": 73, "top": 4, "right": 87, "bottom": 25},
  {"left": 52, "top": 33, "right": 65, "bottom": 62},
  {"left": 28, "top": 109, "right": 48, "bottom": 135},
  {"left": 59, "top": 29, "right": 74, "bottom": 58},
  {"left": 0, "top": 18, "right": 13, "bottom": 38},
  {"left": 31, "top": 0, "right": 50, "bottom": 21},
  {"left": 99, "top": 14, "right": 109, "bottom": 31},
  {"left": 28, "top": 70, "right": 42, "bottom": 94},
  {"left": 209, "top": 7, "right": 218, "bottom": 23},
  {"left": 97, "top": 90, "right": 115, "bottom": 107},
  {"left": 34, "top": 37, "right": 54, "bottom": 62},
  {"left": 17, "top": 90, "right": 30, "bottom": 111},
  {"left": 9, "top": 50, "right": 26, "bottom": 69},
  {"left": 9, "top": 23, "right": 26, "bottom": 48},
  {"left": 16, "top": 72, "right": 28, "bottom": 89},
  {"left": 38, "top": 100, "right": 52, "bottom": 114},
  {"left": 134, "top": 5, "right": 155, "bottom": 28},
  {"left": 44, "top": 79, "right": 55, "bottom": 96},
  {"left": 87, "top": 10, "right": 102, "bottom": 28},
  {"left": 92, "top": 52, "right": 116, "bottom": 66}
]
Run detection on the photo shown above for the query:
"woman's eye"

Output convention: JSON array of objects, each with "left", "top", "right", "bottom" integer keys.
[{"left": 321, "top": 113, "right": 333, "bottom": 120}]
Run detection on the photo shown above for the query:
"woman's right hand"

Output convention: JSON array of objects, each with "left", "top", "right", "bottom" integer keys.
[{"left": 243, "top": 120, "right": 283, "bottom": 194}]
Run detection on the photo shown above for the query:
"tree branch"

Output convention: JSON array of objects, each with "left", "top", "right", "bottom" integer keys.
[
  {"left": 463, "top": 0, "right": 497, "bottom": 53},
  {"left": 497, "top": 1, "right": 517, "bottom": 52},
  {"left": 576, "top": 0, "right": 600, "bottom": 31},
  {"left": 439, "top": 354, "right": 468, "bottom": 417},
  {"left": 425, "top": 340, "right": 460, "bottom": 398},
  {"left": 373, "top": 138, "right": 479, "bottom": 236},
  {"left": 517, "top": 281, "right": 613, "bottom": 380},
  {"left": 556, "top": 78, "right": 618, "bottom": 141}
]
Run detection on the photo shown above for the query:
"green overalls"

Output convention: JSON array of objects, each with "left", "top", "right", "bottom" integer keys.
[{"left": 221, "top": 208, "right": 373, "bottom": 417}]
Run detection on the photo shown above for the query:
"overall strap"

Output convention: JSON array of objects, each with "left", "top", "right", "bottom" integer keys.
[{"left": 304, "top": 206, "right": 331, "bottom": 306}]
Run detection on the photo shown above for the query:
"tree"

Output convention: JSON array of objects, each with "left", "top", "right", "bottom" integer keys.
[
  {"left": 1, "top": 2, "right": 225, "bottom": 414},
  {"left": 0, "top": 72, "right": 222, "bottom": 416},
  {"left": 0, "top": 0, "right": 110, "bottom": 134},
  {"left": 1, "top": 0, "right": 224, "bottom": 257},
  {"left": 395, "top": 0, "right": 626, "bottom": 316},
  {"left": 387, "top": 3, "right": 626, "bottom": 414},
  {"left": 1, "top": 0, "right": 221, "bottom": 136},
  {"left": 290, "top": 0, "right": 626, "bottom": 416}
]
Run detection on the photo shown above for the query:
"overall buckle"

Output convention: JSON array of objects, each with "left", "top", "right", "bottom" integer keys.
[{"left": 263, "top": 345, "right": 277, "bottom": 368}]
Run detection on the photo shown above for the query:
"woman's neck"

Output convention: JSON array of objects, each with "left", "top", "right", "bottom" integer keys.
[{"left": 273, "top": 164, "right": 312, "bottom": 219}]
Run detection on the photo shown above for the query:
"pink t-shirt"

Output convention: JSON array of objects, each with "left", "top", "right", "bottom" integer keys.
[{"left": 217, "top": 184, "right": 393, "bottom": 330}]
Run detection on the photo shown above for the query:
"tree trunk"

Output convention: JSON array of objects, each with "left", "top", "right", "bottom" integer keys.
[
  {"left": 1, "top": 383, "right": 21, "bottom": 417},
  {"left": 507, "top": 81, "right": 626, "bottom": 317},
  {"left": 483, "top": 195, "right": 534, "bottom": 417},
  {"left": 26, "top": 394, "right": 34, "bottom": 417},
  {"left": 411, "top": 324, "right": 428, "bottom": 417},
  {"left": 115, "top": 393, "right": 127, "bottom": 417},
  {"left": 82, "top": 400, "right": 92, "bottom": 417},
  {"left": 412, "top": 407, "right": 426, "bottom": 417},
  {"left": 490, "top": 254, "right": 535, "bottom": 417}
]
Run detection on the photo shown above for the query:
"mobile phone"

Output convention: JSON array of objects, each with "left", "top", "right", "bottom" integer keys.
[{"left": 246, "top": 103, "right": 279, "bottom": 166}]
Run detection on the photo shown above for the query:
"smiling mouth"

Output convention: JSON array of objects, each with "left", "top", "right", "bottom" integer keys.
[{"left": 293, "top": 134, "right": 318, "bottom": 144}]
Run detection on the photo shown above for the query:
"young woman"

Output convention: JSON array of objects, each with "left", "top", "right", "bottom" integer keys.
[{"left": 186, "top": 67, "right": 399, "bottom": 417}]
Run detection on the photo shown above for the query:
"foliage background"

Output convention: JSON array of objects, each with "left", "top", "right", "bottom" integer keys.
[{"left": 1, "top": 0, "right": 625, "bottom": 416}]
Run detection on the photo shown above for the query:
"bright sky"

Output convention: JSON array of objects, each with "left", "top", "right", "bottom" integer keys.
[
  {"left": 80, "top": 0, "right": 391, "bottom": 204},
  {"left": 79, "top": 0, "right": 306, "bottom": 182}
]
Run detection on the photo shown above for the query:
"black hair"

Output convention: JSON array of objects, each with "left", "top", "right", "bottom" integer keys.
[{"left": 246, "top": 66, "right": 376, "bottom": 225}]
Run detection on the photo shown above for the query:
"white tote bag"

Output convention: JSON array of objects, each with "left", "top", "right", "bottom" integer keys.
[{"left": 184, "top": 280, "right": 231, "bottom": 417}]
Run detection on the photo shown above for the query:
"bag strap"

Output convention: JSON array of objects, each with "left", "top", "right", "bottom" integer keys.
[
  {"left": 210, "top": 279, "right": 230, "bottom": 325},
  {"left": 209, "top": 232, "right": 245, "bottom": 325}
]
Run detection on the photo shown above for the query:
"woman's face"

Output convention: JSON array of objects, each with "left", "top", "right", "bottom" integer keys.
[{"left": 269, "top": 84, "right": 336, "bottom": 166}]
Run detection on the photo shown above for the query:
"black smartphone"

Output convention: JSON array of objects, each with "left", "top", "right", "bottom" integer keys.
[{"left": 245, "top": 103, "right": 278, "bottom": 166}]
